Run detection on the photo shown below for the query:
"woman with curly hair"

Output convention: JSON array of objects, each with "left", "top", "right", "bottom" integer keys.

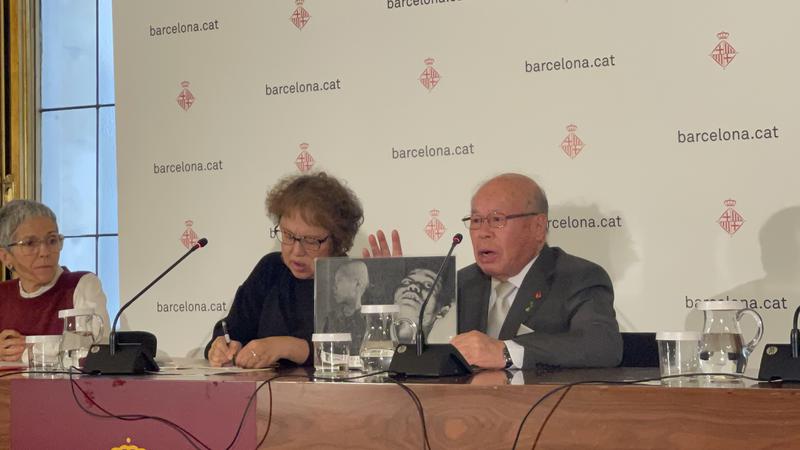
[{"left": 205, "top": 172, "right": 365, "bottom": 368}]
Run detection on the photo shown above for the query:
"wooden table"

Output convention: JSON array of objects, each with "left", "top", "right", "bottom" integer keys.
[{"left": 3, "top": 366, "right": 800, "bottom": 449}]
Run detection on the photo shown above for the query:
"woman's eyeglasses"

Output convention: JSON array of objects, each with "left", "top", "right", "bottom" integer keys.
[
  {"left": 5, "top": 234, "right": 65, "bottom": 256},
  {"left": 271, "top": 227, "right": 329, "bottom": 252}
]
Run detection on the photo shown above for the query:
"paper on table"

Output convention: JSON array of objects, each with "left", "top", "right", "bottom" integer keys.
[{"left": 155, "top": 357, "right": 276, "bottom": 375}]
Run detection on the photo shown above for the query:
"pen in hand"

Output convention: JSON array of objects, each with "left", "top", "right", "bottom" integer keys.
[
  {"left": 221, "top": 320, "right": 237, "bottom": 365},
  {"left": 221, "top": 320, "right": 232, "bottom": 344}
]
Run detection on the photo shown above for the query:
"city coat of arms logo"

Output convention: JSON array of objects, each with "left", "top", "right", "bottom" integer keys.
[
  {"left": 718, "top": 199, "right": 744, "bottom": 236},
  {"left": 295, "top": 142, "right": 315, "bottom": 172},
  {"left": 424, "top": 209, "right": 446, "bottom": 241},
  {"left": 176, "top": 81, "right": 195, "bottom": 111},
  {"left": 710, "top": 31, "right": 737, "bottom": 69},
  {"left": 560, "top": 124, "right": 585, "bottom": 159},
  {"left": 419, "top": 58, "right": 441, "bottom": 92},
  {"left": 290, "top": 0, "right": 311, "bottom": 30},
  {"left": 181, "top": 220, "right": 199, "bottom": 249}
]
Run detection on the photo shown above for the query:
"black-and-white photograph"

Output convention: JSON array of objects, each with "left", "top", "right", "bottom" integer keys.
[{"left": 315, "top": 256, "right": 457, "bottom": 355}]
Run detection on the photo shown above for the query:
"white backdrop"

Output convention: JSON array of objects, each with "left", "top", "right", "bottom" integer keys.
[{"left": 114, "top": 0, "right": 800, "bottom": 372}]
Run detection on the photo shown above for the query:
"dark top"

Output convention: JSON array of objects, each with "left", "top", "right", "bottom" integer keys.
[{"left": 204, "top": 252, "right": 315, "bottom": 365}]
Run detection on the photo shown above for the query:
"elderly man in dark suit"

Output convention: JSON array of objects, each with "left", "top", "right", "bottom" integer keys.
[
  {"left": 451, "top": 173, "right": 622, "bottom": 369},
  {"left": 364, "top": 173, "right": 622, "bottom": 370}
]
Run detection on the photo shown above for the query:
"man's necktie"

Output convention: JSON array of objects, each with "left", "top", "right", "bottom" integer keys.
[{"left": 486, "top": 281, "right": 515, "bottom": 339}]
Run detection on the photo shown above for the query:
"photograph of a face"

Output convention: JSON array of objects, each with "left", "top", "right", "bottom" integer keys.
[{"left": 314, "top": 256, "right": 457, "bottom": 356}]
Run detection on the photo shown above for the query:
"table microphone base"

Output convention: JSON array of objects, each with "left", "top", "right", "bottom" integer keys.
[
  {"left": 758, "top": 344, "right": 800, "bottom": 382},
  {"left": 389, "top": 343, "right": 472, "bottom": 377},
  {"left": 83, "top": 343, "right": 160, "bottom": 375}
]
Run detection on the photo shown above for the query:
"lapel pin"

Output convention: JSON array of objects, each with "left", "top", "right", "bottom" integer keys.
[{"left": 525, "top": 291, "right": 543, "bottom": 312}]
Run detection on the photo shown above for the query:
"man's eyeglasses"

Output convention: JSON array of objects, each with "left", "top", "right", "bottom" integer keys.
[
  {"left": 461, "top": 211, "right": 540, "bottom": 230},
  {"left": 271, "top": 227, "right": 329, "bottom": 252},
  {"left": 5, "top": 234, "right": 65, "bottom": 256}
]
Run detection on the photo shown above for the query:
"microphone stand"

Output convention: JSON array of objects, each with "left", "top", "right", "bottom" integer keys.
[
  {"left": 389, "top": 234, "right": 472, "bottom": 377},
  {"left": 415, "top": 234, "right": 462, "bottom": 356},
  {"left": 83, "top": 238, "right": 208, "bottom": 374}
]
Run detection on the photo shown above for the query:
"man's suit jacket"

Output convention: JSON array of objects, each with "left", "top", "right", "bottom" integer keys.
[{"left": 457, "top": 245, "right": 622, "bottom": 369}]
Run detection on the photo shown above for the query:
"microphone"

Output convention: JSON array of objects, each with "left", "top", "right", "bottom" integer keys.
[
  {"left": 415, "top": 233, "right": 462, "bottom": 356},
  {"left": 83, "top": 238, "right": 208, "bottom": 374},
  {"left": 792, "top": 306, "right": 800, "bottom": 358},
  {"left": 389, "top": 233, "right": 472, "bottom": 377}
]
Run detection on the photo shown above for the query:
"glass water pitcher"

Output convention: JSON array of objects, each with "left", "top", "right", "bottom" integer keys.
[{"left": 359, "top": 304, "right": 416, "bottom": 372}]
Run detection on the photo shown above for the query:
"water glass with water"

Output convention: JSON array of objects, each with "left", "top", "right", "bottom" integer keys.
[
  {"left": 25, "top": 335, "right": 62, "bottom": 371},
  {"left": 312, "top": 333, "right": 351, "bottom": 378}
]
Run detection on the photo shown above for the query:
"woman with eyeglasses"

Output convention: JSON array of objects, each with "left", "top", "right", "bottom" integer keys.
[
  {"left": 0, "top": 200, "right": 110, "bottom": 362},
  {"left": 205, "top": 172, "right": 365, "bottom": 368}
]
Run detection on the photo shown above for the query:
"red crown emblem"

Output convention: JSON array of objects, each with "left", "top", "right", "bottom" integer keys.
[
  {"left": 290, "top": 0, "right": 311, "bottom": 30},
  {"left": 718, "top": 199, "right": 744, "bottom": 236},
  {"left": 424, "top": 208, "right": 446, "bottom": 241},
  {"left": 419, "top": 58, "right": 441, "bottom": 91},
  {"left": 181, "top": 220, "right": 199, "bottom": 249},
  {"left": 561, "top": 124, "right": 585, "bottom": 159},
  {"left": 295, "top": 143, "right": 315, "bottom": 172},
  {"left": 176, "top": 81, "right": 195, "bottom": 111},
  {"left": 710, "top": 31, "right": 736, "bottom": 68}
]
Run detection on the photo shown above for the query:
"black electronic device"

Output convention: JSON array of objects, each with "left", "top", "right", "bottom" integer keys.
[
  {"left": 757, "top": 305, "right": 800, "bottom": 382},
  {"left": 758, "top": 344, "right": 800, "bottom": 382}
]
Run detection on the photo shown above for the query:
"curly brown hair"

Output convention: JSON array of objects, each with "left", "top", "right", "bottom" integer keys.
[{"left": 266, "top": 172, "right": 364, "bottom": 256}]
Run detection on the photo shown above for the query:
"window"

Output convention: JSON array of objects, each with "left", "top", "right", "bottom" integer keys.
[{"left": 39, "top": 0, "right": 118, "bottom": 318}]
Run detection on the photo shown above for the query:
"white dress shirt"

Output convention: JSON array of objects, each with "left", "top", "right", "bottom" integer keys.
[{"left": 488, "top": 255, "right": 538, "bottom": 369}]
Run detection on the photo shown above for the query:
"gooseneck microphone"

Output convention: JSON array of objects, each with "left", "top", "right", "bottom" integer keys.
[
  {"left": 109, "top": 238, "right": 208, "bottom": 355},
  {"left": 791, "top": 305, "right": 800, "bottom": 358},
  {"left": 389, "top": 233, "right": 472, "bottom": 377},
  {"left": 416, "top": 233, "right": 462, "bottom": 356},
  {"left": 83, "top": 238, "right": 208, "bottom": 374}
]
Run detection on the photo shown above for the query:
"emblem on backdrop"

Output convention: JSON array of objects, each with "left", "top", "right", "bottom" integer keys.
[
  {"left": 419, "top": 58, "right": 441, "bottom": 92},
  {"left": 290, "top": 0, "right": 311, "bottom": 30},
  {"left": 181, "top": 220, "right": 200, "bottom": 249},
  {"left": 710, "top": 31, "right": 737, "bottom": 69},
  {"left": 176, "top": 81, "right": 195, "bottom": 111},
  {"left": 717, "top": 199, "right": 744, "bottom": 236},
  {"left": 560, "top": 124, "right": 585, "bottom": 159},
  {"left": 424, "top": 209, "right": 446, "bottom": 241},
  {"left": 295, "top": 142, "right": 315, "bottom": 172}
]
